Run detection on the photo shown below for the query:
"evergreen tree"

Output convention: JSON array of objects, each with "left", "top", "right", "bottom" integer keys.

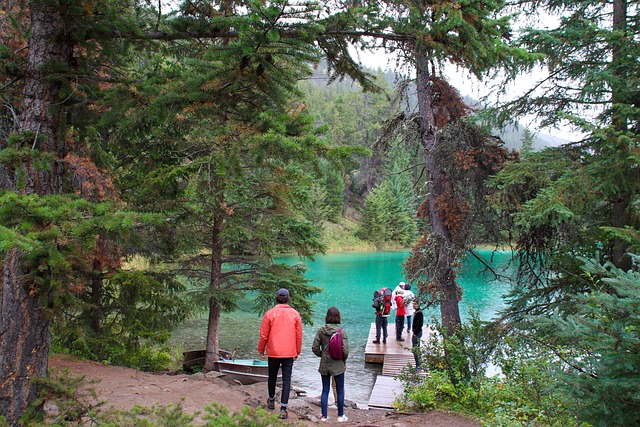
[
  {"left": 330, "top": 0, "right": 529, "bottom": 337},
  {"left": 100, "top": 0, "right": 376, "bottom": 371},
  {"left": 490, "top": 0, "right": 640, "bottom": 322},
  {"left": 536, "top": 256, "right": 640, "bottom": 426},
  {"left": 0, "top": 0, "right": 156, "bottom": 421},
  {"left": 488, "top": 3, "right": 640, "bottom": 423},
  {"left": 359, "top": 139, "right": 417, "bottom": 247},
  {"left": 520, "top": 127, "right": 535, "bottom": 153},
  {"left": 359, "top": 186, "right": 388, "bottom": 246}
]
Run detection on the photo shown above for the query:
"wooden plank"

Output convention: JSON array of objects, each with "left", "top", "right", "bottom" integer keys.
[
  {"left": 382, "top": 353, "right": 415, "bottom": 376},
  {"left": 368, "top": 375, "right": 403, "bottom": 409}
]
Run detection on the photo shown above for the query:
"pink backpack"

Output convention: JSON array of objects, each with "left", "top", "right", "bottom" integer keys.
[{"left": 328, "top": 328, "right": 344, "bottom": 360}]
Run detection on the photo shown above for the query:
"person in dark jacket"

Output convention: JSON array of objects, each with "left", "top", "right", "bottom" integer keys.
[
  {"left": 411, "top": 300, "right": 424, "bottom": 369},
  {"left": 372, "top": 289, "right": 388, "bottom": 344},
  {"left": 312, "top": 307, "right": 350, "bottom": 422}
]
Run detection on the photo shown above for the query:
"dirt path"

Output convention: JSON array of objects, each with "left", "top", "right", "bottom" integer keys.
[{"left": 48, "top": 354, "right": 481, "bottom": 426}]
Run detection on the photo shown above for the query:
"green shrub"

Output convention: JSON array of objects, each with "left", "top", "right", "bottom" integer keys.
[
  {"left": 52, "top": 269, "right": 189, "bottom": 372},
  {"left": 20, "top": 370, "right": 103, "bottom": 426},
  {"left": 399, "top": 370, "right": 457, "bottom": 411},
  {"left": 202, "top": 403, "right": 281, "bottom": 426},
  {"left": 400, "top": 316, "right": 585, "bottom": 427},
  {"left": 97, "top": 403, "right": 196, "bottom": 426},
  {"left": 419, "top": 311, "right": 497, "bottom": 384},
  {"left": 107, "top": 343, "right": 173, "bottom": 372}
]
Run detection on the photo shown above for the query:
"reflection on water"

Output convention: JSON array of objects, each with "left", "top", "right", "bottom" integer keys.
[{"left": 170, "top": 250, "right": 514, "bottom": 404}]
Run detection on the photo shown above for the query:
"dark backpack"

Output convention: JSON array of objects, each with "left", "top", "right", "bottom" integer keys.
[
  {"left": 380, "top": 287, "right": 392, "bottom": 315},
  {"left": 328, "top": 328, "right": 344, "bottom": 360}
]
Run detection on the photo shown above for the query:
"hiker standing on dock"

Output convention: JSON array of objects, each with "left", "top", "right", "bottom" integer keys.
[
  {"left": 312, "top": 306, "right": 349, "bottom": 423},
  {"left": 394, "top": 289, "right": 406, "bottom": 341},
  {"left": 411, "top": 300, "right": 424, "bottom": 369},
  {"left": 258, "top": 288, "right": 302, "bottom": 420},
  {"left": 372, "top": 288, "right": 391, "bottom": 344}
]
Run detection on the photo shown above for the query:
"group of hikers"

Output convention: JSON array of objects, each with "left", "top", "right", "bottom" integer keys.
[
  {"left": 372, "top": 282, "right": 424, "bottom": 370},
  {"left": 256, "top": 282, "right": 423, "bottom": 422}
]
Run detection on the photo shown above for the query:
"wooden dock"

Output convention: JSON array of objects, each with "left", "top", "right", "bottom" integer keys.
[
  {"left": 366, "top": 322, "right": 430, "bottom": 409},
  {"left": 364, "top": 323, "right": 418, "bottom": 365}
]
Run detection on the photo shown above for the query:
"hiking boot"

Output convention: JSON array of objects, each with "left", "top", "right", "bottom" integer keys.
[
  {"left": 372, "top": 339, "right": 380, "bottom": 344},
  {"left": 396, "top": 337, "right": 405, "bottom": 341},
  {"left": 382, "top": 338, "right": 387, "bottom": 344},
  {"left": 279, "top": 408, "right": 288, "bottom": 419},
  {"left": 266, "top": 398, "right": 275, "bottom": 410}
]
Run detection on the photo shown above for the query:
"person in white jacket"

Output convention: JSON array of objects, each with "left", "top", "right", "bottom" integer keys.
[{"left": 403, "top": 283, "right": 416, "bottom": 333}]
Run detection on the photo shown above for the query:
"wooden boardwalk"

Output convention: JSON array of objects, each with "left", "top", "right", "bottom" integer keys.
[
  {"left": 368, "top": 375, "right": 404, "bottom": 409},
  {"left": 366, "top": 322, "right": 430, "bottom": 409}
]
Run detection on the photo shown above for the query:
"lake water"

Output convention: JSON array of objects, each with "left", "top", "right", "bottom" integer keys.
[{"left": 170, "top": 249, "right": 515, "bottom": 404}]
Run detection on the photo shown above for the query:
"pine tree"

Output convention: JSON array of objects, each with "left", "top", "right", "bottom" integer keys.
[
  {"left": 99, "top": 0, "right": 378, "bottom": 371},
  {"left": 490, "top": 0, "right": 640, "bottom": 314},
  {"left": 359, "top": 139, "right": 417, "bottom": 247},
  {"left": 330, "top": 0, "right": 529, "bottom": 336},
  {"left": 536, "top": 256, "right": 640, "bottom": 425},
  {"left": 0, "top": 0, "right": 151, "bottom": 421},
  {"left": 520, "top": 127, "right": 535, "bottom": 153},
  {"left": 488, "top": 3, "right": 640, "bottom": 422}
]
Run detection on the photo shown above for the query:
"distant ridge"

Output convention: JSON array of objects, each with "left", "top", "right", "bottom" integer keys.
[{"left": 305, "top": 62, "right": 571, "bottom": 152}]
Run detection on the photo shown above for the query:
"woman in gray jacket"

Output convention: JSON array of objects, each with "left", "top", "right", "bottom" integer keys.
[{"left": 312, "top": 306, "right": 349, "bottom": 422}]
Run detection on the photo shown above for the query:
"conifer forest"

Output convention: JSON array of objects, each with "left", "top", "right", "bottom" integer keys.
[{"left": 1, "top": 0, "right": 639, "bottom": 425}]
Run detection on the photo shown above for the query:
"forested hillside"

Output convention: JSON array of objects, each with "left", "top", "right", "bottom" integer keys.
[{"left": 298, "top": 61, "right": 565, "bottom": 249}]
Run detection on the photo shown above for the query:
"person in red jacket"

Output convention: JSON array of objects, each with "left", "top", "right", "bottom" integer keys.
[
  {"left": 394, "top": 289, "right": 406, "bottom": 341},
  {"left": 258, "top": 288, "right": 303, "bottom": 420}
]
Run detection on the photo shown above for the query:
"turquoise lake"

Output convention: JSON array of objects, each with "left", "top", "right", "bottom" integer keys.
[{"left": 171, "top": 249, "right": 515, "bottom": 404}]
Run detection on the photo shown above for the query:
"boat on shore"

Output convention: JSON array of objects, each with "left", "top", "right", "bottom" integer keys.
[
  {"left": 217, "top": 358, "right": 282, "bottom": 385},
  {"left": 182, "top": 350, "right": 281, "bottom": 385}
]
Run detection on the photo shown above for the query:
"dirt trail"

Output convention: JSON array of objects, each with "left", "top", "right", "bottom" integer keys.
[{"left": 49, "top": 354, "right": 481, "bottom": 426}]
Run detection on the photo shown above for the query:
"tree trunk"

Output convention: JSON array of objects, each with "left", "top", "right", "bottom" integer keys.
[
  {"left": 18, "top": 1, "right": 71, "bottom": 194},
  {"left": 414, "top": 46, "right": 462, "bottom": 335},
  {"left": 205, "top": 299, "right": 223, "bottom": 371},
  {"left": 90, "top": 258, "right": 104, "bottom": 337},
  {"left": 204, "top": 208, "right": 224, "bottom": 371},
  {"left": 0, "top": 2, "right": 72, "bottom": 424},
  {"left": 0, "top": 251, "right": 52, "bottom": 425},
  {"left": 610, "top": 0, "right": 632, "bottom": 271}
]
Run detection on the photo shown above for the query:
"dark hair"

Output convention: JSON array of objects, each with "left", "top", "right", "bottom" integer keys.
[
  {"left": 325, "top": 306, "right": 341, "bottom": 324},
  {"left": 276, "top": 295, "right": 290, "bottom": 304}
]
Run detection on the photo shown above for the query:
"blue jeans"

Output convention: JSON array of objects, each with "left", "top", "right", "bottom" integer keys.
[
  {"left": 267, "top": 357, "right": 294, "bottom": 407},
  {"left": 375, "top": 315, "right": 388, "bottom": 340},
  {"left": 321, "top": 373, "right": 345, "bottom": 417},
  {"left": 406, "top": 314, "right": 413, "bottom": 332}
]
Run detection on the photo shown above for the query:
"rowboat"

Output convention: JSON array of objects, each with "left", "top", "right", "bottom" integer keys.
[{"left": 216, "top": 358, "right": 282, "bottom": 385}]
